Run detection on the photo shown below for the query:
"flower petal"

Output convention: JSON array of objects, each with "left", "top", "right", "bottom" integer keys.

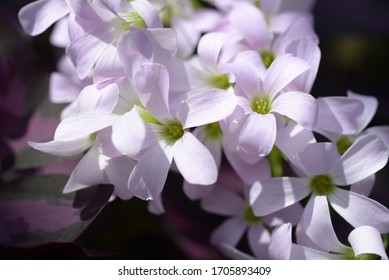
[
  {"left": 250, "top": 177, "right": 310, "bottom": 216},
  {"left": 217, "top": 243, "right": 255, "bottom": 260},
  {"left": 105, "top": 155, "right": 137, "bottom": 200},
  {"left": 210, "top": 217, "right": 247, "bottom": 247},
  {"left": 290, "top": 244, "right": 341, "bottom": 260},
  {"left": 63, "top": 146, "right": 109, "bottom": 193},
  {"left": 272, "top": 91, "right": 318, "bottom": 129},
  {"left": 174, "top": 132, "right": 218, "bottom": 185},
  {"left": 228, "top": 2, "right": 271, "bottom": 50},
  {"left": 183, "top": 180, "right": 214, "bottom": 201},
  {"left": 54, "top": 113, "right": 119, "bottom": 141},
  {"left": 348, "top": 226, "right": 388, "bottom": 260},
  {"left": 284, "top": 38, "right": 321, "bottom": 93},
  {"left": 315, "top": 97, "right": 364, "bottom": 135},
  {"left": 248, "top": 224, "right": 271, "bottom": 259},
  {"left": 224, "top": 148, "right": 271, "bottom": 185},
  {"left": 28, "top": 137, "right": 91, "bottom": 157},
  {"left": 347, "top": 91, "right": 378, "bottom": 134},
  {"left": 301, "top": 196, "right": 349, "bottom": 253},
  {"left": 117, "top": 28, "right": 177, "bottom": 80},
  {"left": 197, "top": 32, "right": 231, "bottom": 66},
  {"left": 131, "top": 0, "right": 162, "bottom": 28},
  {"left": 128, "top": 143, "right": 173, "bottom": 200},
  {"left": 366, "top": 126, "right": 389, "bottom": 149},
  {"left": 177, "top": 89, "right": 236, "bottom": 129},
  {"left": 18, "top": 0, "right": 69, "bottom": 36},
  {"left": 238, "top": 113, "right": 276, "bottom": 160},
  {"left": 350, "top": 174, "right": 375, "bottom": 197},
  {"left": 269, "top": 223, "right": 292, "bottom": 260},
  {"left": 329, "top": 188, "right": 389, "bottom": 233},
  {"left": 148, "top": 195, "right": 165, "bottom": 215},
  {"left": 66, "top": 33, "right": 110, "bottom": 80},
  {"left": 264, "top": 55, "right": 310, "bottom": 98},
  {"left": 275, "top": 123, "right": 316, "bottom": 160},
  {"left": 291, "top": 142, "right": 340, "bottom": 177},
  {"left": 134, "top": 63, "right": 171, "bottom": 120},
  {"left": 227, "top": 61, "right": 262, "bottom": 99},
  {"left": 201, "top": 186, "right": 245, "bottom": 216},
  {"left": 111, "top": 107, "right": 156, "bottom": 158},
  {"left": 330, "top": 134, "right": 388, "bottom": 186},
  {"left": 73, "top": 83, "right": 119, "bottom": 114}
]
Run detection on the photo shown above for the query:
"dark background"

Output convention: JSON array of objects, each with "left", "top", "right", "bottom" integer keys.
[{"left": 0, "top": 0, "right": 388, "bottom": 259}]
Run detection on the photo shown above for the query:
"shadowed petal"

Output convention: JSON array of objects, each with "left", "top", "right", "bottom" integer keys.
[
  {"left": 201, "top": 186, "right": 245, "bottom": 216},
  {"left": 301, "top": 196, "right": 349, "bottom": 253},
  {"left": 63, "top": 146, "right": 109, "bottom": 193},
  {"left": 329, "top": 188, "right": 389, "bottom": 233},
  {"left": 250, "top": 177, "right": 310, "bottom": 216},
  {"left": 128, "top": 143, "right": 173, "bottom": 200},
  {"left": 211, "top": 217, "right": 247, "bottom": 247}
]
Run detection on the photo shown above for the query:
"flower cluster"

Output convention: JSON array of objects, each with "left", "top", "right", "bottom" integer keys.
[{"left": 20, "top": 0, "right": 389, "bottom": 259}]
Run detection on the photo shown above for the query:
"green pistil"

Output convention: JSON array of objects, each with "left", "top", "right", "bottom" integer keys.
[
  {"left": 251, "top": 97, "right": 271, "bottom": 114},
  {"left": 208, "top": 74, "right": 230, "bottom": 90},
  {"left": 309, "top": 174, "right": 335, "bottom": 196},
  {"left": 243, "top": 206, "right": 262, "bottom": 225},
  {"left": 260, "top": 50, "right": 275, "bottom": 69},
  {"left": 336, "top": 135, "right": 354, "bottom": 155},
  {"left": 119, "top": 12, "right": 147, "bottom": 30},
  {"left": 160, "top": 120, "right": 185, "bottom": 144},
  {"left": 89, "top": 132, "right": 97, "bottom": 143},
  {"left": 203, "top": 122, "right": 223, "bottom": 141},
  {"left": 137, "top": 106, "right": 161, "bottom": 125},
  {"left": 253, "top": 0, "right": 261, "bottom": 8}
]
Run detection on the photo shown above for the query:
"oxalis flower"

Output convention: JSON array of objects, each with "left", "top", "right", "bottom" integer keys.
[
  {"left": 112, "top": 63, "right": 237, "bottom": 200},
  {"left": 250, "top": 133, "right": 389, "bottom": 233},
  {"left": 225, "top": 54, "right": 317, "bottom": 162}
]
